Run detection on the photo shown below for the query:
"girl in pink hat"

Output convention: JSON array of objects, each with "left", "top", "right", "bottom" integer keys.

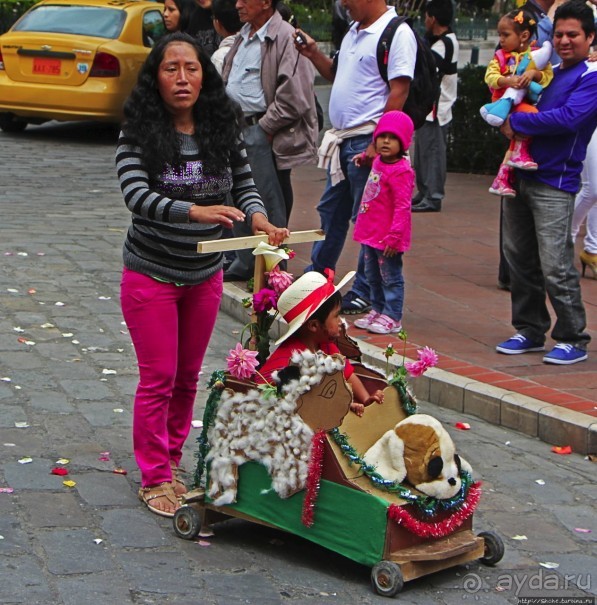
[{"left": 352, "top": 110, "right": 415, "bottom": 335}]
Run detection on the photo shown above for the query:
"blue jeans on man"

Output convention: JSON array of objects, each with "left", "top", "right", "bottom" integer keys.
[
  {"left": 226, "top": 124, "right": 287, "bottom": 279},
  {"left": 502, "top": 178, "right": 590, "bottom": 351},
  {"left": 308, "top": 134, "right": 371, "bottom": 304}
]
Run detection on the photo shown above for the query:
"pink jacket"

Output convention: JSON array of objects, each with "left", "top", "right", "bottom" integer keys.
[{"left": 353, "top": 156, "right": 414, "bottom": 252}]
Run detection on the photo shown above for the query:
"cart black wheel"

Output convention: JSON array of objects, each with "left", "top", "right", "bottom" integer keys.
[
  {"left": 173, "top": 505, "right": 201, "bottom": 540},
  {"left": 371, "top": 561, "right": 404, "bottom": 597},
  {"left": 478, "top": 531, "right": 504, "bottom": 566}
]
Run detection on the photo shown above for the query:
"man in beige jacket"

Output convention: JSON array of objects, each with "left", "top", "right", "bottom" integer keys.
[{"left": 221, "top": 0, "right": 318, "bottom": 281}]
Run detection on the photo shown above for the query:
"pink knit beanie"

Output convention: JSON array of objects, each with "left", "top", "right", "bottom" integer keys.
[{"left": 374, "top": 110, "right": 414, "bottom": 153}]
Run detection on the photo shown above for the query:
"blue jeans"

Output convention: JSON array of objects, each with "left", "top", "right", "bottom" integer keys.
[
  {"left": 363, "top": 246, "right": 404, "bottom": 322},
  {"left": 502, "top": 178, "right": 590, "bottom": 349},
  {"left": 308, "top": 134, "right": 371, "bottom": 300}
]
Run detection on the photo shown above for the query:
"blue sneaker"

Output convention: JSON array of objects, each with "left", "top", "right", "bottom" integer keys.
[
  {"left": 543, "top": 343, "right": 588, "bottom": 365},
  {"left": 496, "top": 334, "right": 545, "bottom": 355}
]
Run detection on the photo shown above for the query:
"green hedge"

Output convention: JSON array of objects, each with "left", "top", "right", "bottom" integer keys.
[
  {"left": 0, "top": 0, "right": 37, "bottom": 33},
  {"left": 447, "top": 64, "right": 507, "bottom": 174}
]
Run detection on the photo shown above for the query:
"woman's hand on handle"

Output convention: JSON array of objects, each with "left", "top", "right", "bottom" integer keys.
[
  {"left": 251, "top": 212, "right": 290, "bottom": 247},
  {"left": 189, "top": 205, "right": 245, "bottom": 227}
]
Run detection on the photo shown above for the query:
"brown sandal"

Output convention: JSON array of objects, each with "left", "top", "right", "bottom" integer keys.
[
  {"left": 138, "top": 482, "right": 180, "bottom": 518},
  {"left": 170, "top": 462, "right": 188, "bottom": 498}
]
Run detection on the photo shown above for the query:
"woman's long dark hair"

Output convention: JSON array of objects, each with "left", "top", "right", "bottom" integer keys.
[
  {"left": 122, "top": 32, "right": 242, "bottom": 176},
  {"left": 171, "top": 0, "right": 197, "bottom": 33}
]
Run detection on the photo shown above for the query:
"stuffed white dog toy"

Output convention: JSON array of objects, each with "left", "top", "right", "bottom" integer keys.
[{"left": 363, "top": 414, "right": 473, "bottom": 499}]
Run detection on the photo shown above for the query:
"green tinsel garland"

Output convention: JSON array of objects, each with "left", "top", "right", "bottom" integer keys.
[
  {"left": 389, "top": 377, "right": 418, "bottom": 416},
  {"left": 192, "top": 369, "right": 225, "bottom": 489},
  {"left": 329, "top": 428, "right": 474, "bottom": 517}
]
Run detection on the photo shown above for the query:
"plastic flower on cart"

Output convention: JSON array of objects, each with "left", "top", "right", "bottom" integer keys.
[
  {"left": 383, "top": 330, "right": 438, "bottom": 415},
  {"left": 252, "top": 241, "right": 290, "bottom": 271},
  {"left": 267, "top": 266, "right": 294, "bottom": 295},
  {"left": 252, "top": 288, "right": 278, "bottom": 313},
  {"left": 225, "top": 343, "right": 277, "bottom": 397},
  {"left": 404, "top": 347, "right": 439, "bottom": 377},
  {"left": 226, "top": 343, "right": 259, "bottom": 380},
  {"left": 239, "top": 268, "right": 294, "bottom": 366}
]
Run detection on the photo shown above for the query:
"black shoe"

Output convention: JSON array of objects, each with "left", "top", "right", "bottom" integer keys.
[
  {"left": 223, "top": 270, "right": 251, "bottom": 282},
  {"left": 341, "top": 291, "right": 372, "bottom": 315},
  {"left": 411, "top": 193, "right": 424, "bottom": 205},
  {"left": 412, "top": 200, "right": 441, "bottom": 213}
]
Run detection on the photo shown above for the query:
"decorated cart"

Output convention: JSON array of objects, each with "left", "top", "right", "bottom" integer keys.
[{"left": 172, "top": 235, "right": 504, "bottom": 598}]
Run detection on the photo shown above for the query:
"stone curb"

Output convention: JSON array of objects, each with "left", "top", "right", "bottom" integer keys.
[{"left": 220, "top": 284, "right": 597, "bottom": 455}]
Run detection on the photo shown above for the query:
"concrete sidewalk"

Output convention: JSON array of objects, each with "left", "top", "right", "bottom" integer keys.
[{"left": 223, "top": 165, "right": 596, "bottom": 454}]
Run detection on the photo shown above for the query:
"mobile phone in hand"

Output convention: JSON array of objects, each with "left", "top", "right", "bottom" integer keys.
[{"left": 295, "top": 32, "right": 307, "bottom": 46}]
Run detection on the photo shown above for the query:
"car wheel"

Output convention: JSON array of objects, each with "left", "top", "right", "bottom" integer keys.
[
  {"left": 0, "top": 113, "right": 28, "bottom": 133},
  {"left": 371, "top": 560, "right": 404, "bottom": 597}
]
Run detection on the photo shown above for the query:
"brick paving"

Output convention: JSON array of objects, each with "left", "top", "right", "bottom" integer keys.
[{"left": 230, "top": 164, "right": 596, "bottom": 452}]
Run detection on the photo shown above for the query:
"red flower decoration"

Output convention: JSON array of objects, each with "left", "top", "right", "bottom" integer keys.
[{"left": 252, "top": 288, "right": 277, "bottom": 313}]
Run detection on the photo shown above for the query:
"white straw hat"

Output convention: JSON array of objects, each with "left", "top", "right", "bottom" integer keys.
[{"left": 275, "top": 269, "right": 355, "bottom": 345}]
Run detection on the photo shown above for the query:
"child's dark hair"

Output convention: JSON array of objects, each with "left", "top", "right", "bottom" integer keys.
[
  {"left": 308, "top": 292, "right": 342, "bottom": 324},
  {"left": 502, "top": 8, "right": 538, "bottom": 38},
  {"left": 212, "top": 0, "right": 242, "bottom": 34},
  {"left": 425, "top": 0, "right": 453, "bottom": 27}
]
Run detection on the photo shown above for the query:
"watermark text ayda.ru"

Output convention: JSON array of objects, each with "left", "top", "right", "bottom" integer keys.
[{"left": 462, "top": 569, "right": 592, "bottom": 596}]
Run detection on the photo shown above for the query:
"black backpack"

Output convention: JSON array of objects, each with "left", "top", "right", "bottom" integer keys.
[{"left": 377, "top": 16, "right": 440, "bottom": 129}]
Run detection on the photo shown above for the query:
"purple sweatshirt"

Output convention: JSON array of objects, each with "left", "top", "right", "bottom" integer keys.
[{"left": 510, "top": 59, "right": 597, "bottom": 193}]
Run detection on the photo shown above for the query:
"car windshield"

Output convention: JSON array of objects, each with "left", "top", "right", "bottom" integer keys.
[{"left": 13, "top": 5, "right": 126, "bottom": 39}]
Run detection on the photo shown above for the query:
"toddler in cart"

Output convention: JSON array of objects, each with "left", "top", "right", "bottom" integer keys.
[{"left": 256, "top": 269, "right": 385, "bottom": 416}]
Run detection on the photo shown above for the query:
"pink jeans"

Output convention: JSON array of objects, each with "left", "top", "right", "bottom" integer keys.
[{"left": 120, "top": 267, "right": 222, "bottom": 487}]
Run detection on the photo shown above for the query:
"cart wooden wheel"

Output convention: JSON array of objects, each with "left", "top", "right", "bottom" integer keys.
[
  {"left": 371, "top": 561, "right": 404, "bottom": 597},
  {"left": 173, "top": 505, "right": 201, "bottom": 541},
  {"left": 478, "top": 531, "right": 505, "bottom": 566}
]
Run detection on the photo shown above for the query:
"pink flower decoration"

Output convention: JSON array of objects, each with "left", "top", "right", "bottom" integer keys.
[
  {"left": 267, "top": 267, "right": 293, "bottom": 295},
  {"left": 404, "top": 346, "right": 438, "bottom": 377},
  {"left": 253, "top": 288, "right": 277, "bottom": 313},
  {"left": 226, "top": 343, "right": 259, "bottom": 380},
  {"left": 404, "top": 360, "right": 427, "bottom": 378},
  {"left": 418, "top": 346, "right": 439, "bottom": 367}
]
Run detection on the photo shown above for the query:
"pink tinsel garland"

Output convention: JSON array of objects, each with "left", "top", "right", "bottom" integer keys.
[
  {"left": 387, "top": 482, "right": 482, "bottom": 538},
  {"left": 301, "top": 430, "right": 327, "bottom": 527}
]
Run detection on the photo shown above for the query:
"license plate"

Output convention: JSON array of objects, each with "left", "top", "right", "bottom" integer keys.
[{"left": 33, "top": 57, "right": 61, "bottom": 75}]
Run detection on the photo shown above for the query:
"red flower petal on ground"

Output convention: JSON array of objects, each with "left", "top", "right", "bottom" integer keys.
[
  {"left": 51, "top": 467, "right": 69, "bottom": 476},
  {"left": 551, "top": 445, "right": 572, "bottom": 455}
]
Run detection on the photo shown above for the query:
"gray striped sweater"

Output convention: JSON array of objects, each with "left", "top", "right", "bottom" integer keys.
[{"left": 116, "top": 132, "right": 266, "bottom": 285}]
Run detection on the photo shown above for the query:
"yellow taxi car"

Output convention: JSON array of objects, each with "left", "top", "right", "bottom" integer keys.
[{"left": 0, "top": 0, "right": 166, "bottom": 132}]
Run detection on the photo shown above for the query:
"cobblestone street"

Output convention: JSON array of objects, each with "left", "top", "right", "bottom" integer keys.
[{"left": 0, "top": 123, "right": 594, "bottom": 605}]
